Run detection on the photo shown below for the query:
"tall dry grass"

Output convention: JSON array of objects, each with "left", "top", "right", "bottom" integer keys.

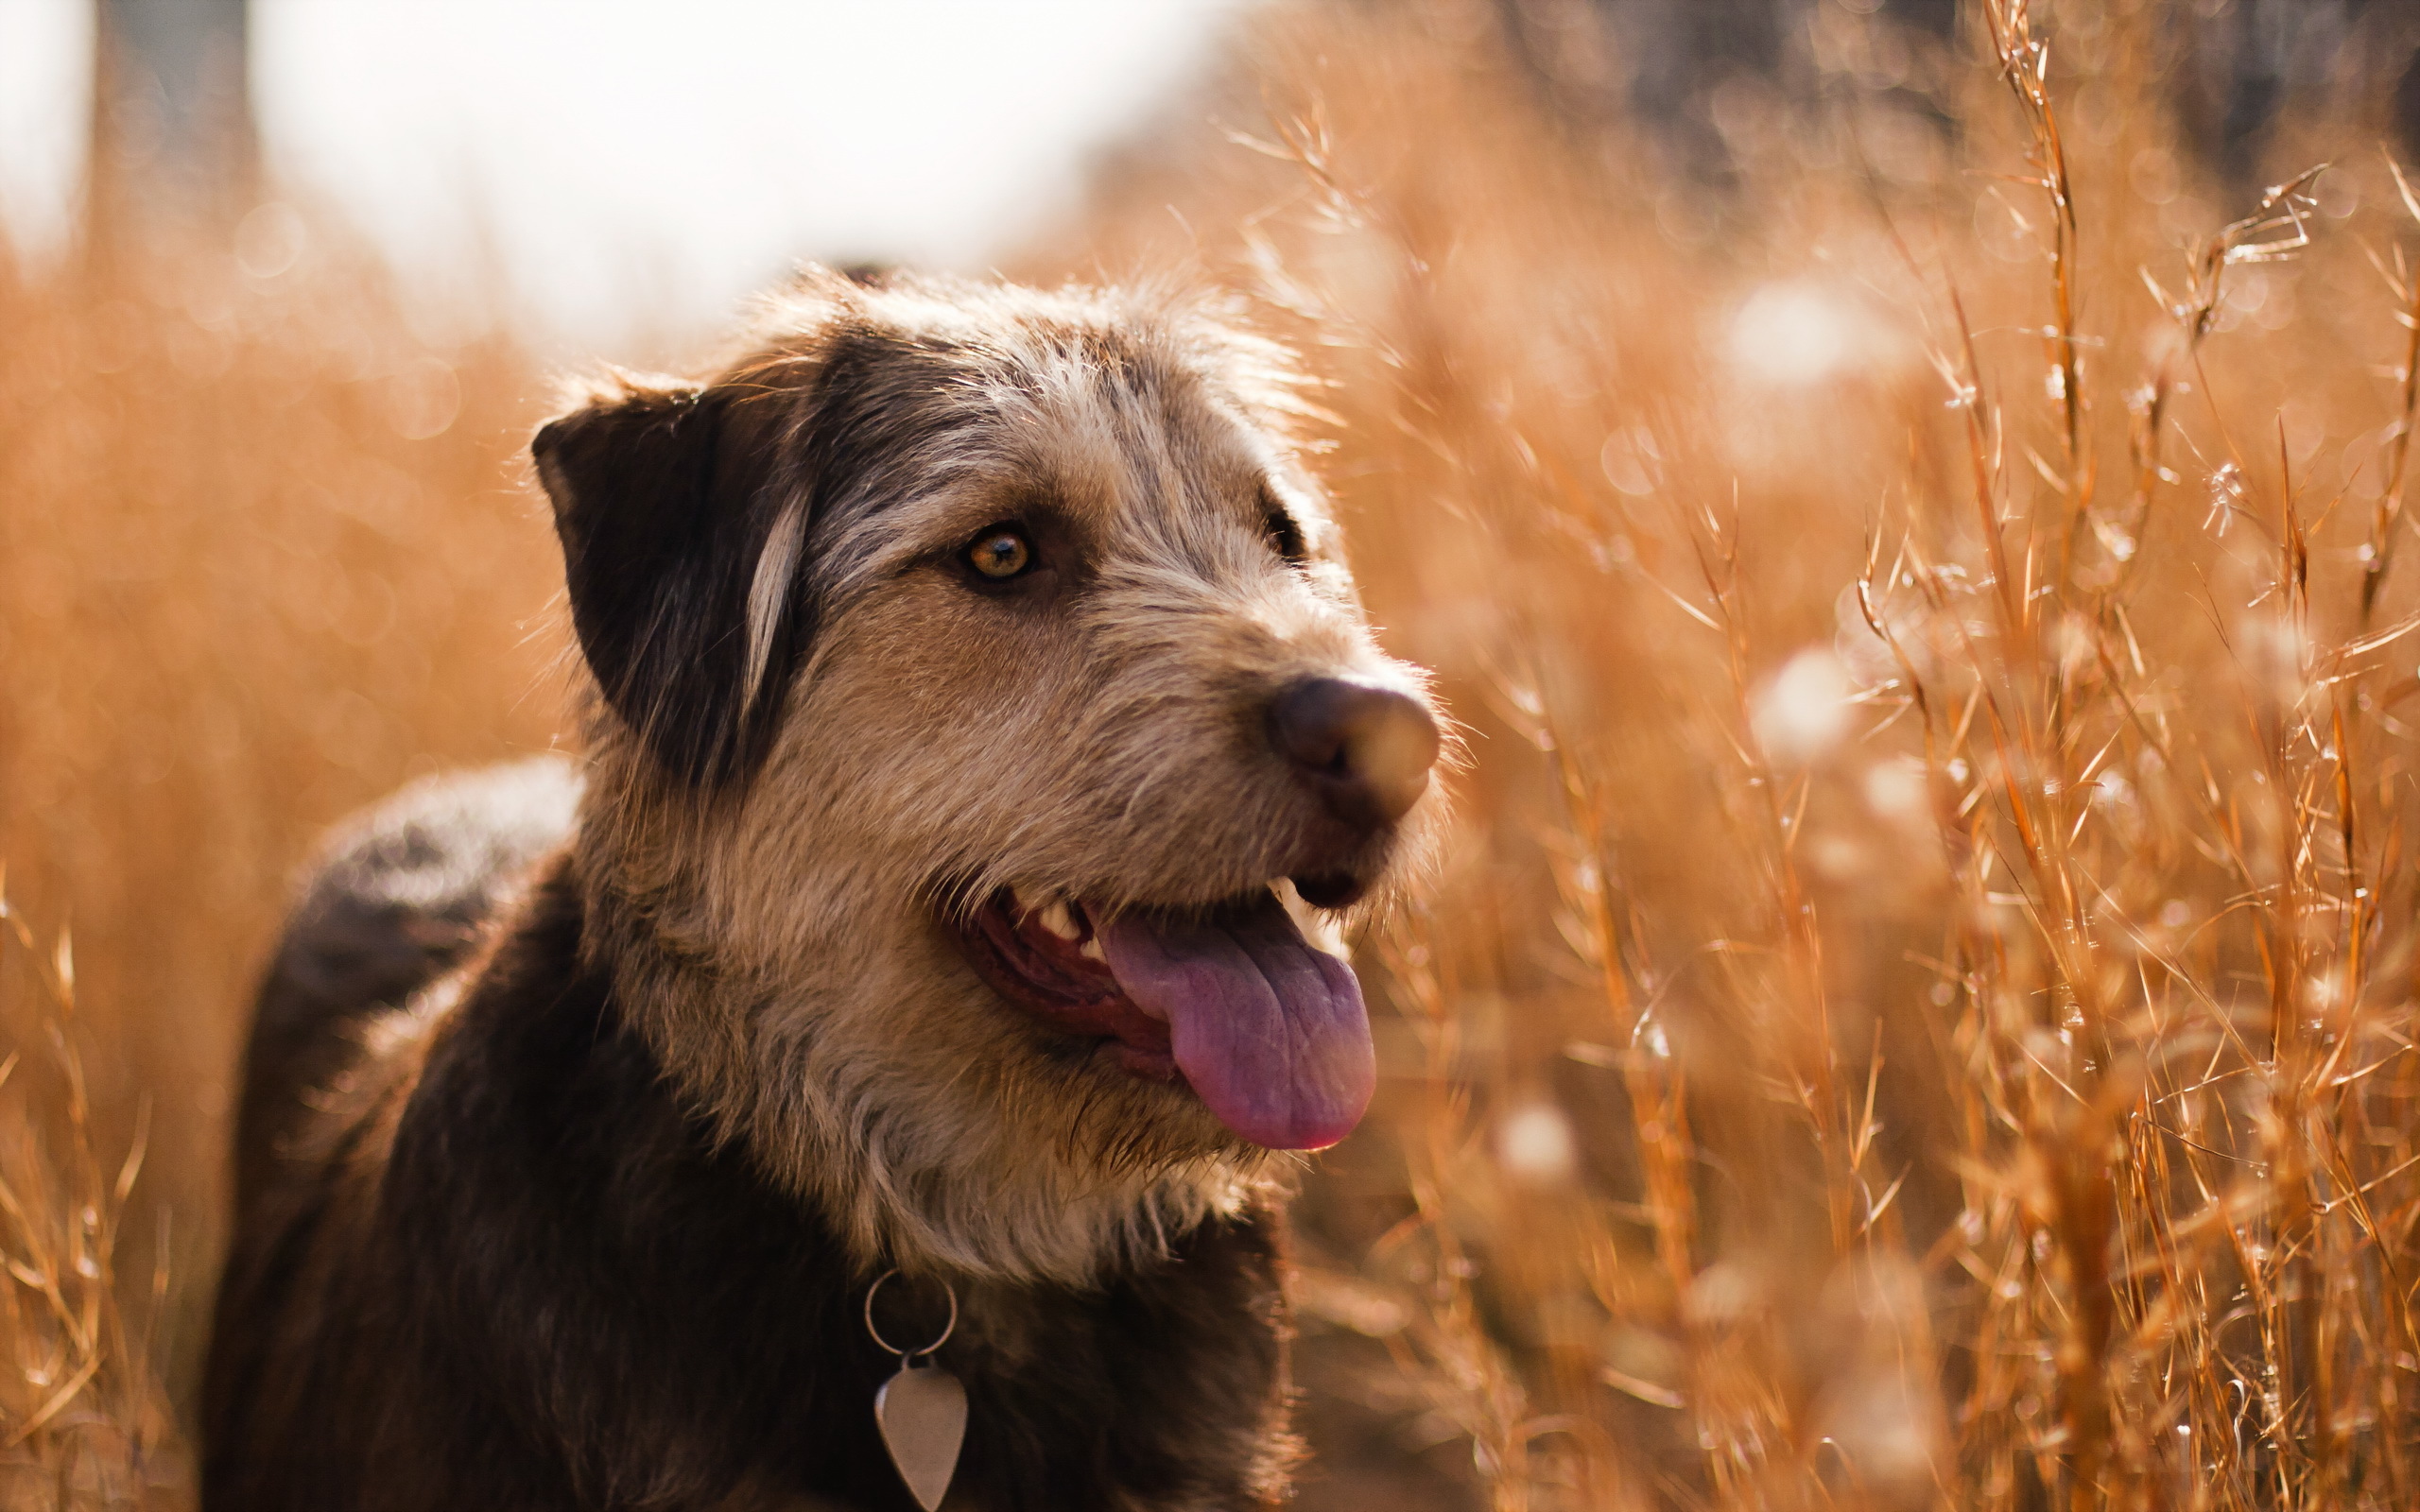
[
  {"left": 0, "top": 896, "right": 180, "bottom": 1507},
  {"left": 14, "top": 0, "right": 2420, "bottom": 1507},
  {"left": 1047, "top": 1, "right": 2420, "bottom": 1506},
  {"left": 0, "top": 186, "right": 568, "bottom": 1482}
]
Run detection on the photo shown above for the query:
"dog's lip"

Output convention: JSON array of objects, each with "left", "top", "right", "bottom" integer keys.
[
  {"left": 946, "top": 887, "right": 1179, "bottom": 1074},
  {"left": 1289, "top": 870, "right": 1368, "bottom": 909}
]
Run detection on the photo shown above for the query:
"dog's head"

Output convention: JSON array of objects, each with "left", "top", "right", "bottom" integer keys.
[{"left": 535, "top": 270, "right": 1444, "bottom": 1279}]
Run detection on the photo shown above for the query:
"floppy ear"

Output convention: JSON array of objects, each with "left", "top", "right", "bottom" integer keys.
[{"left": 532, "top": 376, "right": 813, "bottom": 789}]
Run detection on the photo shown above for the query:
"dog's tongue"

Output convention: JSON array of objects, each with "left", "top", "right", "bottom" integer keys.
[{"left": 1096, "top": 894, "right": 1374, "bottom": 1151}]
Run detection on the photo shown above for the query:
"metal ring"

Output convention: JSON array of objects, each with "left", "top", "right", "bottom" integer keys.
[{"left": 863, "top": 1268, "right": 959, "bottom": 1358}]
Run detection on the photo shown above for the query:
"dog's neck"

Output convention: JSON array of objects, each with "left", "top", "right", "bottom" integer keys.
[{"left": 565, "top": 803, "right": 1277, "bottom": 1287}]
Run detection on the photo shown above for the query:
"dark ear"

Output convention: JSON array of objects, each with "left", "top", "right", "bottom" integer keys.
[{"left": 533, "top": 376, "right": 812, "bottom": 789}]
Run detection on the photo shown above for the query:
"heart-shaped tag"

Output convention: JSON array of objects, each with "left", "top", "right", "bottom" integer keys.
[{"left": 875, "top": 1360, "right": 967, "bottom": 1511}]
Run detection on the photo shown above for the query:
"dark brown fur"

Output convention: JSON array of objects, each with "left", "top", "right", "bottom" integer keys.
[{"left": 205, "top": 817, "right": 1293, "bottom": 1510}]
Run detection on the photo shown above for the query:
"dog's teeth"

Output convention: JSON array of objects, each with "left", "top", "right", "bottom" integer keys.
[
  {"left": 1039, "top": 902, "right": 1079, "bottom": 940},
  {"left": 1078, "top": 936, "right": 1106, "bottom": 964}
]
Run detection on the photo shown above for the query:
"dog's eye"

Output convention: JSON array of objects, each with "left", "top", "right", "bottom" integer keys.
[
  {"left": 964, "top": 525, "right": 1034, "bottom": 579},
  {"left": 1263, "top": 503, "right": 1307, "bottom": 565}
]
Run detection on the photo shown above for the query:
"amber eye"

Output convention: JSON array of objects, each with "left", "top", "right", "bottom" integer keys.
[{"left": 964, "top": 526, "right": 1033, "bottom": 579}]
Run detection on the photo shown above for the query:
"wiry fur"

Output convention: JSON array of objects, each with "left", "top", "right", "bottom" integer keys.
[
  {"left": 573, "top": 272, "right": 1436, "bottom": 1282},
  {"left": 204, "top": 267, "right": 1444, "bottom": 1510}
]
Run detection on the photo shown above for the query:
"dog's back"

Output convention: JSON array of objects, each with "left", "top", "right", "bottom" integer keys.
[{"left": 228, "top": 758, "right": 579, "bottom": 1215}]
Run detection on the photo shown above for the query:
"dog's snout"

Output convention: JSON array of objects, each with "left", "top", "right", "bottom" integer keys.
[{"left": 1266, "top": 677, "right": 1441, "bottom": 829}]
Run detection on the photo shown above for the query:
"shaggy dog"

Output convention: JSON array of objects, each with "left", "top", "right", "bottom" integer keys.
[{"left": 202, "top": 268, "right": 1444, "bottom": 1511}]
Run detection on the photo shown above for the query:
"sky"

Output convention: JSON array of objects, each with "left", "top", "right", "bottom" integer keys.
[{"left": 0, "top": 0, "right": 1249, "bottom": 336}]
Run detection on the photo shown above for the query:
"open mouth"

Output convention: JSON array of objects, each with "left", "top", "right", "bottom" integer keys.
[{"left": 946, "top": 884, "right": 1376, "bottom": 1151}]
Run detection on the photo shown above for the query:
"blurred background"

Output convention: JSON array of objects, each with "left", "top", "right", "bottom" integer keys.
[
  {"left": 0, "top": 0, "right": 1253, "bottom": 335},
  {"left": 16, "top": 1, "right": 2420, "bottom": 1507}
]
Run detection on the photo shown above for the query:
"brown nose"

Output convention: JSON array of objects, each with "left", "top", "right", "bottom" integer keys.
[{"left": 1267, "top": 677, "right": 1441, "bottom": 830}]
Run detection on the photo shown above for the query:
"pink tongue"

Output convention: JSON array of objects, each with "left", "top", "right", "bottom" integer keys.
[{"left": 1096, "top": 894, "right": 1374, "bottom": 1150}]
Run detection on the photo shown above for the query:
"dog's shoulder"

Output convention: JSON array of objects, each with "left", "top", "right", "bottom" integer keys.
[
  {"left": 277, "top": 755, "right": 582, "bottom": 995},
  {"left": 231, "top": 758, "right": 581, "bottom": 1208}
]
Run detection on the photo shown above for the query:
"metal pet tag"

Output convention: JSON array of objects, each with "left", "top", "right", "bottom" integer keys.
[
  {"left": 874, "top": 1359, "right": 967, "bottom": 1510},
  {"left": 865, "top": 1269, "right": 965, "bottom": 1511}
]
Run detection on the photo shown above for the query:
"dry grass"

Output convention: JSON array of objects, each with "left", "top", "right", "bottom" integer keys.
[
  {"left": 1048, "top": 1, "right": 2420, "bottom": 1506},
  {"left": 14, "top": 0, "right": 2420, "bottom": 1506},
  {"left": 0, "top": 179, "right": 567, "bottom": 1496},
  {"left": 0, "top": 899, "right": 181, "bottom": 1507}
]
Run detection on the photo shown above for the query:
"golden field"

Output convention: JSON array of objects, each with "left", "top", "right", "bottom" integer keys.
[{"left": 9, "top": 1, "right": 2420, "bottom": 1506}]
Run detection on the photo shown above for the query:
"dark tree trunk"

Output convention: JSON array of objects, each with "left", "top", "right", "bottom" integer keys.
[{"left": 88, "top": 0, "right": 255, "bottom": 254}]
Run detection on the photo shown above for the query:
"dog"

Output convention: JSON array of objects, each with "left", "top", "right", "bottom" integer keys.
[{"left": 202, "top": 267, "right": 1444, "bottom": 1511}]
